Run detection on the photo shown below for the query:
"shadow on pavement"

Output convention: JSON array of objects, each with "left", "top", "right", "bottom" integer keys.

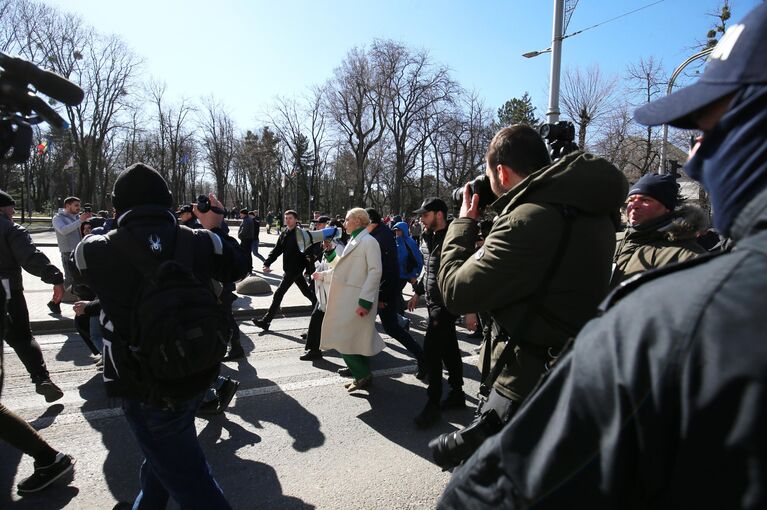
[
  {"left": 79, "top": 373, "right": 143, "bottom": 504},
  {"left": 201, "top": 358, "right": 319, "bottom": 509},
  {"left": 355, "top": 366, "right": 480, "bottom": 464}
]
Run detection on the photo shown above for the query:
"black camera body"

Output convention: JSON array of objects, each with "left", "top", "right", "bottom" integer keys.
[
  {"left": 196, "top": 194, "right": 225, "bottom": 215},
  {"left": 539, "top": 121, "right": 579, "bottom": 161},
  {"left": 451, "top": 174, "right": 495, "bottom": 211}
]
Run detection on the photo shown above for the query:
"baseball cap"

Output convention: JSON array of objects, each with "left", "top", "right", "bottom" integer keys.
[
  {"left": 413, "top": 197, "right": 448, "bottom": 215},
  {"left": 177, "top": 204, "right": 193, "bottom": 214},
  {"left": 634, "top": 2, "right": 767, "bottom": 129}
]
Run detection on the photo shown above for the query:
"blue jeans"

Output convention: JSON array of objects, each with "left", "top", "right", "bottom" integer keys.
[
  {"left": 122, "top": 396, "right": 232, "bottom": 510},
  {"left": 251, "top": 239, "right": 266, "bottom": 262},
  {"left": 89, "top": 315, "right": 103, "bottom": 353}
]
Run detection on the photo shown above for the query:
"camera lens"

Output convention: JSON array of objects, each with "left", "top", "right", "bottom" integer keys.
[{"left": 429, "top": 430, "right": 470, "bottom": 470}]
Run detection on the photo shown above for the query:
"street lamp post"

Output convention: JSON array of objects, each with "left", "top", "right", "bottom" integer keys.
[
  {"left": 659, "top": 47, "right": 714, "bottom": 173},
  {"left": 547, "top": 0, "right": 565, "bottom": 124}
]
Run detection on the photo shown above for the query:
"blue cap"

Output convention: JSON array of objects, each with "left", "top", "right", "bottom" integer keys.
[{"left": 634, "top": 2, "right": 767, "bottom": 129}]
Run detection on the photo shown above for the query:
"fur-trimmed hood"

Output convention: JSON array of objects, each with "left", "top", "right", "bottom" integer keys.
[
  {"left": 659, "top": 204, "right": 710, "bottom": 241},
  {"left": 628, "top": 204, "right": 709, "bottom": 242}
]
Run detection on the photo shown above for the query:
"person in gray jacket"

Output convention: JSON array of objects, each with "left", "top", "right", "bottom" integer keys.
[
  {"left": 438, "top": 5, "right": 767, "bottom": 509},
  {"left": 0, "top": 190, "right": 65, "bottom": 402},
  {"left": 52, "top": 196, "right": 92, "bottom": 291}
]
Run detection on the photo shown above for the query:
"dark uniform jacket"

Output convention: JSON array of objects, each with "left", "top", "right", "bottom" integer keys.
[
  {"left": 238, "top": 215, "right": 254, "bottom": 241},
  {"left": 0, "top": 215, "right": 63, "bottom": 290},
  {"left": 73, "top": 205, "right": 251, "bottom": 399},
  {"left": 264, "top": 227, "right": 304, "bottom": 273},
  {"left": 368, "top": 223, "right": 400, "bottom": 304},
  {"left": 438, "top": 181, "right": 767, "bottom": 510},
  {"left": 438, "top": 152, "right": 628, "bottom": 402},
  {"left": 611, "top": 204, "right": 707, "bottom": 287},
  {"left": 413, "top": 224, "right": 450, "bottom": 308}
]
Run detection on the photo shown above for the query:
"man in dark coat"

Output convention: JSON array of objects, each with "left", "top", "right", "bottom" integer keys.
[
  {"left": 364, "top": 208, "right": 427, "bottom": 377},
  {"left": 408, "top": 198, "right": 463, "bottom": 428},
  {"left": 252, "top": 210, "right": 316, "bottom": 330},
  {"left": 74, "top": 163, "right": 251, "bottom": 508},
  {"left": 0, "top": 190, "right": 65, "bottom": 402},
  {"left": 438, "top": 4, "right": 767, "bottom": 508}
]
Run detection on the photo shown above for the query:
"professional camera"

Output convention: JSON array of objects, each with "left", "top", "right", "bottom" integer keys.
[
  {"left": 195, "top": 194, "right": 225, "bottom": 215},
  {"left": 0, "top": 52, "right": 84, "bottom": 163},
  {"left": 539, "top": 121, "right": 579, "bottom": 161},
  {"left": 451, "top": 174, "right": 495, "bottom": 210},
  {"left": 429, "top": 406, "right": 505, "bottom": 470}
]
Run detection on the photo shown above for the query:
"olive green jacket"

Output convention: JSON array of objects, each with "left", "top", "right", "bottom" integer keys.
[
  {"left": 610, "top": 205, "right": 708, "bottom": 288},
  {"left": 438, "top": 152, "right": 628, "bottom": 401}
]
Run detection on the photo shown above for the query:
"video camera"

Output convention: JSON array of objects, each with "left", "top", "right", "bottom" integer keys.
[
  {"left": 539, "top": 120, "right": 579, "bottom": 161},
  {"left": 0, "top": 52, "right": 84, "bottom": 163}
]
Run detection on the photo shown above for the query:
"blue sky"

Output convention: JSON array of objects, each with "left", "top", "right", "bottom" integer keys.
[{"left": 42, "top": 0, "right": 762, "bottom": 129}]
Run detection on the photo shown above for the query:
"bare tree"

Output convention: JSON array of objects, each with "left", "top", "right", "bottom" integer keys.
[
  {"left": 625, "top": 56, "right": 666, "bottom": 176},
  {"left": 560, "top": 64, "right": 617, "bottom": 150},
  {"left": 200, "top": 98, "right": 236, "bottom": 205},
  {"left": 324, "top": 46, "right": 387, "bottom": 204},
  {"left": 370, "top": 39, "right": 458, "bottom": 212}
]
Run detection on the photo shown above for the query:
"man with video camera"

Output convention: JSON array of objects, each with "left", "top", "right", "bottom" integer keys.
[{"left": 433, "top": 124, "right": 627, "bottom": 468}]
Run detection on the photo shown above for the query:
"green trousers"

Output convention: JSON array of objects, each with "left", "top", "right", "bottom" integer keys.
[{"left": 341, "top": 354, "right": 371, "bottom": 379}]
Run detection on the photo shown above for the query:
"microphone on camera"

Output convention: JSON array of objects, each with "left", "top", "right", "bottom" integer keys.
[{"left": 0, "top": 52, "right": 84, "bottom": 107}]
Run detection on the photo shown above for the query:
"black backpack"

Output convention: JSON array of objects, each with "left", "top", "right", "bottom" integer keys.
[{"left": 110, "top": 227, "right": 230, "bottom": 404}]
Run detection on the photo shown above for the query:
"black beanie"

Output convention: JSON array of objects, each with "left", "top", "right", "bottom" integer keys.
[
  {"left": 365, "top": 208, "right": 382, "bottom": 224},
  {"left": 112, "top": 163, "right": 173, "bottom": 211},
  {"left": 628, "top": 173, "right": 678, "bottom": 211},
  {"left": 0, "top": 189, "right": 15, "bottom": 207}
]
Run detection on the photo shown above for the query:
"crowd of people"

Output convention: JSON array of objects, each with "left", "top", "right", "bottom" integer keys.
[{"left": 1, "top": 5, "right": 766, "bottom": 507}]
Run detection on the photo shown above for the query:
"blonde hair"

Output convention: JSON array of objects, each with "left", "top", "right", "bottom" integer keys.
[{"left": 345, "top": 207, "right": 371, "bottom": 227}]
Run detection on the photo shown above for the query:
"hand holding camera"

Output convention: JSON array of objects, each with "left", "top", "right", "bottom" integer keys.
[{"left": 193, "top": 193, "right": 225, "bottom": 230}]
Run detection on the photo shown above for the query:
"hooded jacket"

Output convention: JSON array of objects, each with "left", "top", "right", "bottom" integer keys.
[
  {"left": 438, "top": 173, "right": 767, "bottom": 510},
  {"left": 611, "top": 205, "right": 708, "bottom": 287},
  {"left": 439, "top": 151, "right": 628, "bottom": 401},
  {"left": 74, "top": 205, "right": 251, "bottom": 399},
  {"left": 393, "top": 221, "right": 423, "bottom": 280}
]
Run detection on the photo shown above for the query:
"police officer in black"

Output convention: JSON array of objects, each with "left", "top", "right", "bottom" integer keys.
[
  {"left": 0, "top": 190, "right": 65, "bottom": 402},
  {"left": 252, "top": 210, "right": 317, "bottom": 330}
]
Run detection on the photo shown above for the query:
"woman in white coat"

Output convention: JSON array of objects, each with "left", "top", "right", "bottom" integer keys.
[{"left": 312, "top": 208, "right": 384, "bottom": 392}]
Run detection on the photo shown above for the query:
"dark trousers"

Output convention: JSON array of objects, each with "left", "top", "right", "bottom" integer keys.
[
  {"left": 305, "top": 307, "right": 325, "bottom": 352},
  {"left": 378, "top": 304, "right": 424, "bottom": 364},
  {"left": 0, "top": 402, "right": 57, "bottom": 464},
  {"left": 122, "top": 395, "right": 232, "bottom": 509},
  {"left": 424, "top": 305, "right": 463, "bottom": 404},
  {"left": 4, "top": 289, "right": 49, "bottom": 383},
  {"left": 263, "top": 270, "right": 316, "bottom": 322}
]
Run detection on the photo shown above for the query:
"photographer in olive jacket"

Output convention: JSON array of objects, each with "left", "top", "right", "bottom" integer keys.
[{"left": 437, "top": 125, "right": 627, "bottom": 456}]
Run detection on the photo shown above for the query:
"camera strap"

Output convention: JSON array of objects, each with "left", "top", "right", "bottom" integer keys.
[{"left": 479, "top": 204, "right": 575, "bottom": 398}]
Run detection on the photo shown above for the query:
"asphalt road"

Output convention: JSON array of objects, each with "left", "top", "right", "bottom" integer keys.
[{"left": 1, "top": 310, "right": 484, "bottom": 509}]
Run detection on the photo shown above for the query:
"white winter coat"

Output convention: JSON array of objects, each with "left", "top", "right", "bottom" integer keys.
[{"left": 319, "top": 229, "right": 384, "bottom": 356}]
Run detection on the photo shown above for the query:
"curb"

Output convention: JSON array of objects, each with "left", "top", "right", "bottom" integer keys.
[{"left": 30, "top": 303, "right": 315, "bottom": 334}]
